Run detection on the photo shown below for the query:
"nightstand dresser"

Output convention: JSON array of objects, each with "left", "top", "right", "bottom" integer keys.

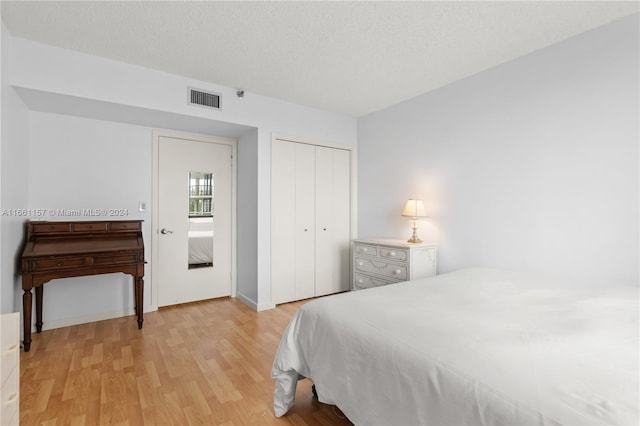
[{"left": 352, "top": 238, "right": 436, "bottom": 290}]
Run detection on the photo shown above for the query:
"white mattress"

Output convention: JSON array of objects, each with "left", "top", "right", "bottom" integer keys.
[
  {"left": 272, "top": 268, "right": 639, "bottom": 425},
  {"left": 188, "top": 230, "right": 213, "bottom": 264}
]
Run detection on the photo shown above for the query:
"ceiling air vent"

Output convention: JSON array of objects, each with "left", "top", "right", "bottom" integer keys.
[{"left": 188, "top": 88, "right": 221, "bottom": 110}]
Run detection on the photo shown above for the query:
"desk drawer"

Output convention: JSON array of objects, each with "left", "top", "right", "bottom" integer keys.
[
  {"left": 354, "top": 257, "right": 407, "bottom": 281},
  {"left": 93, "top": 254, "right": 138, "bottom": 265},
  {"left": 72, "top": 222, "right": 108, "bottom": 232},
  {"left": 32, "top": 222, "right": 70, "bottom": 233},
  {"left": 110, "top": 222, "right": 141, "bottom": 231},
  {"left": 33, "top": 256, "right": 87, "bottom": 270}
]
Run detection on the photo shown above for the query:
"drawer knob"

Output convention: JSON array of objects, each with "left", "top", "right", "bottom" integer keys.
[
  {"left": 57, "top": 262, "right": 63, "bottom": 267},
  {"left": 362, "top": 247, "right": 368, "bottom": 252},
  {"left": 356, "top": 278, "right": 363, "bottom": 284},
  {"left": 357, "top": 261, "right": 364, "bottom": 266},
  {"left": 389, "top": 251, "right": 396, "bottom": 256},
  {"left": 393, "top": 269, "right": 401, "bottom": 275}
]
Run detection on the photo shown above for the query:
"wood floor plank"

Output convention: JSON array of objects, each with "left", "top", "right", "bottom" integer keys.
[{"left": 21, "top": 297, "right": 353, "bottom": 425}]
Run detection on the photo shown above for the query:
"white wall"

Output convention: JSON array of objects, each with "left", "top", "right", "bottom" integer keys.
[
  {"left": 236, "top": 128, "right": 259, "bottom": 305},
  {"left": 0, "top": 29, "right": 357, "bottom": 327},
  {"left": 1, "top": 22, "right": 30, "bottom": 314},
  {"left": 1, "top": 14, "right": 3, "bottom": 313},
  {"left": 24, "top": 111, "right": 152, "bottom": 325},
  {"left": 358, "top": 14, "right": 639, "bottom": 286}
]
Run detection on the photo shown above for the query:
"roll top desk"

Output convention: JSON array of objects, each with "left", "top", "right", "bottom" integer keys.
[{"left": 20, "top": 220, "right": 145, "bottom": 352}]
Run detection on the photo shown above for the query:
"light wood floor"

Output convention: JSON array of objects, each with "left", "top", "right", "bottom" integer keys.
[{"left": 20, "top": 297, "right": 353, "bottom": 425}]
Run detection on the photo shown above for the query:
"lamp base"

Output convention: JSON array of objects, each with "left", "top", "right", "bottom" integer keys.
[{"left": 407, "top": 220, "right": 422, "bottom": 243}]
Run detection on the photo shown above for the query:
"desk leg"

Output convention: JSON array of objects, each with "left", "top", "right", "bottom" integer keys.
[
  {"left": 35, "top": 286, "right": 44, "bottom": 333},
  {"left": 135, "top": 276, "right": 144, "bottom": 329},
  {"left": 23, "top": 289, "right": 32, "bottom": 352}
]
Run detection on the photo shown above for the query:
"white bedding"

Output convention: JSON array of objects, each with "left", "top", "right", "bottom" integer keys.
[
  {"left": 271, "top": 268, "right": 639, "bottom": 425},
  {"left": 188, "top": 230, "right": 213, "bottom": 264}
]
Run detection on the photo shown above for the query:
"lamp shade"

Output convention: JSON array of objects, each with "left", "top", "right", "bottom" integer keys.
[{"left": 401, "top": 199, "right": 427, "bottom": 218}]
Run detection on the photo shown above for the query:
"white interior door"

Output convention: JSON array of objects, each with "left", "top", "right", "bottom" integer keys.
[
  {"left": 293, "top": 143, "right": 316, "bottom": 300},
  {"left": 157, "top": 135, "right": 233, "bottom": 307},
  {"left": 271, "top": 140, "right": 296, "bottom": 304},
  {"left": 271, "top": 140, "right": 316, "bottom": 304},
  {"left": 315, "top": 146, "right": 351, "bottom": 296}
]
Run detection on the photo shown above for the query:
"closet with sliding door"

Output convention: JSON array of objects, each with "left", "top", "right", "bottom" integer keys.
[{"left": 271, "top": 137, "right": 352, "bottom": 305}]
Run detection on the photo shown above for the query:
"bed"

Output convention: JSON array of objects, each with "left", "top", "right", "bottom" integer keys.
[
  {"left": 272, "top": 268, "right": 639, "bottom": 425},
  {"left": 188, "top": 230, "right": 213, "bottom": 265}
]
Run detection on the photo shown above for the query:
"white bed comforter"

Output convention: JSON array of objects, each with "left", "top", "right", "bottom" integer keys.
[
  {"left": 272, "top": 268, "right": 639, "bottom": 425},
  {"left": 188, "top": 230, "right": 213, "bottom": 264}
]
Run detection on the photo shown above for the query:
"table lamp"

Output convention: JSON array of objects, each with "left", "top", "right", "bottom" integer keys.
[{"left": 401, "top": 199, "right": 427, "bottom": 243}]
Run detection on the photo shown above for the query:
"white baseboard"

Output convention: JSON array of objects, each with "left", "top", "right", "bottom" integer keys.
[
  {"left": 236, "top": 292, "right": 275, "bottom": 312},
  {"left": 33, "top": 305, "right": 158, "bottom": 332}
]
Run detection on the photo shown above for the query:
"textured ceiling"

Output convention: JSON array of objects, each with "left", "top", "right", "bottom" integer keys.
[{"left": 1, "top": 1, "right": 638, "bottom": 117}]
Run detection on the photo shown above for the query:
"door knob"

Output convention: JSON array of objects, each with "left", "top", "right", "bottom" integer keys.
[{"left": 160, "top": 228, "right": 174, "bottom": 234}]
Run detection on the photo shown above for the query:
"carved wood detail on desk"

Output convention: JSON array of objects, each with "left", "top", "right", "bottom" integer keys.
[{"left": 19, "top": 220, "right": 145, "bottom": 352}]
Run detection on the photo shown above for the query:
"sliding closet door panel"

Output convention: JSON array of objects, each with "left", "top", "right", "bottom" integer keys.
[
  {"left": 315, "top": 146, "right": 351, "bottom": 296},
  {"left": 332, "top": 147, "right": 351, "bottom": 293},
  {"left": 294, "top": 143, "right": 316, "bottom": 300},
  {"left": 271, "top": 140, "right": 297, "bottom": 304}
]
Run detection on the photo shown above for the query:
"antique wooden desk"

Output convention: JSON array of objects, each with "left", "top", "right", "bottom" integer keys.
[{"left": 20, "top": 220, "right": 145, "bottom": 352}]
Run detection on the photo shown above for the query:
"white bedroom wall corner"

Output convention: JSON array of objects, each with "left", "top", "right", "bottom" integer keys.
[
  {"left": 254, "top": 128, "right": 273, "bottom": 309},
  {"left": 236, "top": 128, "right": 259, "bottom": 306}
]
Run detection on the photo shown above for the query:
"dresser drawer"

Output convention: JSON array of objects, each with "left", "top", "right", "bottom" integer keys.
[
  {"left": 0, "top": 367, "right": 18, "bottom": 426},
  {"left": 0, "top": 313, "right": 19, "bottom": 388},
  {"left": 353, "top": 273, "right": 394, "bottom": 290},
  {"left": 93, "top": 254, "right": 138, "bottom": 265},
  {"left": 354, "top": 257, "right": 407, "bottom": 281},
  {"left": 0, "top": 340, "right": 18, "bottom": 390},
  {"left": 0, "top": 313, "right": 19, "bottom": 426},
  {"left": 378, "top": 247, "right": 408, "bottom": 262},
  {"left": 353, "top": 243, "right": 378, "bottom": 257}
]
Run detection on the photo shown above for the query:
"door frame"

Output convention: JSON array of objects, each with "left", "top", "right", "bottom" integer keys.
[{"left": 151, "top": 129, "right": 237, "bottom": 310}]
